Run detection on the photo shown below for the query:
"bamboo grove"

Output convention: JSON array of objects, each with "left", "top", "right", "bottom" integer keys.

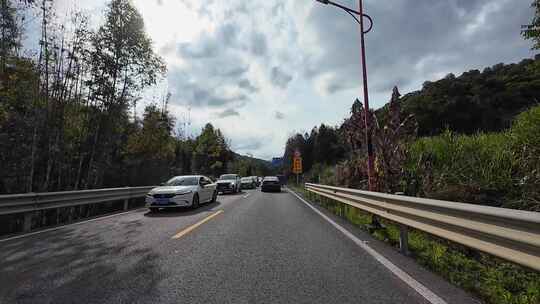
[{"left": 0, "top": 0, "right": 245, "bottom": 194}]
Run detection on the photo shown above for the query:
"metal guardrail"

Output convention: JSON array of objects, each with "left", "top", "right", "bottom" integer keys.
[
  {"left": 305, "top": 183, "right": 540, "bottom": 272},
  {"left": 0, "top": 186, "right": 154, "bottom": 232}
]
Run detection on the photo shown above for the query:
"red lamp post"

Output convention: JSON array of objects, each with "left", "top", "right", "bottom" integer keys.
[{"left": 314, "top": 0, "right": 375, "bottom": 191}]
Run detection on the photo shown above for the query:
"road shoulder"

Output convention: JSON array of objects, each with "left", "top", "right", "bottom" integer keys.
[{"left": 287, "top": 187, "right": 481, "bottom": 304}]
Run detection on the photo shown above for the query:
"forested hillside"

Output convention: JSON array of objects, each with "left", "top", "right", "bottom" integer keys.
[
  {"left": 398, "top": 57, "right": 540, "bottom": 136},
  {"left": 0, "top": 0, "right": 268, "bottom": 194}
]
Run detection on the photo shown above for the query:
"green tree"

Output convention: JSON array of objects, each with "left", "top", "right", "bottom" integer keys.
[
  {"left": 313, "top": 124, "right": 345, "bottom": 165},
  {"left": 126, "top": 104, "right": 175, "bottom": 160},
  {"left": 192, "top": 123, "right": 230, "bottom": 177},
  {"left": 522, "top": 0, "right": 540, "bottom": 49},
  {"left": 0, "top": 0, "right": 19, "bottom": 74},
  {"left": 173, "top": 138, "right": 195, "bottom": 176},
  {"left": 89, "top": 0, "right": 165, "bottom": 107},
  {"left": 84, "top": 0, "right": 166, "bottom": 187},
  {"left": 123, "top": 104, "right": 175, "bottom": 185},
  {"left": 399, "top": 58, "right": 540, "bottom": 136}
]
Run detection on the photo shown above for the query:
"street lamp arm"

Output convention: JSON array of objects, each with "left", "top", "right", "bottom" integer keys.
[
  {"left": 319, "top": 0, "right": 360, "bottom": 15},
  {"left": 344, "top": 9, "right": 361, "bottom": 25},
  {"left": 345, "top": 10, "right": 373, "bottom": 34},
  {"left": 315, "top": 0, "right": 373, "bottom": 33}
]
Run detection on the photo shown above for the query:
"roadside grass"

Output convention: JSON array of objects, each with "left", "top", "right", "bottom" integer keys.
[
  {"left": 288, "top": 185, "right": 540, "bottom": 304},
  {"left": 405, "top": 105, "right": 540, "bottom": 212}
]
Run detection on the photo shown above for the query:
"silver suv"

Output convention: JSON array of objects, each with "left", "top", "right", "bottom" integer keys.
[{"left": 216, "top": 174, "right": 241, "bottom": 194}]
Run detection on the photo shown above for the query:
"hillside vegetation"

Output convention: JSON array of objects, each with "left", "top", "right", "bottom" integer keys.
[
  {"left": 398, "top": 57, "right": 540, "bottom": 136},
  {"left": 405, "top": 106, "right": 540, "bottom": 211}
]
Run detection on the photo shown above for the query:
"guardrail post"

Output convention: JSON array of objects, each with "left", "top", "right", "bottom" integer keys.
[
  {"left": 23, "top": 212, "right": 32, "bottom": 232},
  {"left": 394, "top": 192, "right": 409, "bottom": 255},
  {"left": 68, "top": 207, "right": 74, "bottom": 223},
  {"left": 399, "top": 224, "right": 410, "bottom": 255},
  {"left": 123, "top": 199, "right": 129, "bottom": 211}
]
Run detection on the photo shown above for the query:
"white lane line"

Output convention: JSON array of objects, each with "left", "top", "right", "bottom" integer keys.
[
  {"left": 0, "top": 208, "right": 145, "bottom": 243},
  {"left": 288, "top": 189, "right": 448, "bottom": 304},
  {"left": 243, "top": 193, "right": 250, "bottom": 199}
]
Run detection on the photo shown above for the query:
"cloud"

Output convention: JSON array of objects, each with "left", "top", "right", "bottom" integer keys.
[
  {"left": 168, "top": 69, "right": 249, "bottom": 108},
  {"left": 233, "top": 138, "right": 264, "bottom": 151},
  {"left": 302, "top": 0, "right": 533, "bottom": 97},
  {"left": 159, "top": 41, "right": 176, "bottom": 56},
  {"left": 238, "top": 79, "right": 259, "bottom": 93},
  {"left": 275, "top": 111, "right": 285, "bottom": 120},
  {"left": 217, "top": 108, "right": 240, "bottom": 118},
  {"left": 250, "top": 31, "right": 268, "bottom": 57},
  {"left": 167, "top": 22, "right": 257, "bottom": 109},
  {"left": 270, "top": 67, "right": 293, "bottom": 88}
]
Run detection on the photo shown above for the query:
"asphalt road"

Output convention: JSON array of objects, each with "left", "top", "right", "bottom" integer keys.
[{"left": 0, "top": 189, "right": 478, "bottom": 304}]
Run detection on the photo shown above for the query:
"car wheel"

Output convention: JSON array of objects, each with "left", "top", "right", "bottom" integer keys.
[
  {"left": 192, "top": 194, "right": 200, "bottom": 209},
  {"left": 211, "top": 191, "right": 217, "bottom": 203}
]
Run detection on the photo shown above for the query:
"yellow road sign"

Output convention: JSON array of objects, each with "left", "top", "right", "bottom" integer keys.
[{"left": 293, "top": 156, "right": 303, "bottom": 174}]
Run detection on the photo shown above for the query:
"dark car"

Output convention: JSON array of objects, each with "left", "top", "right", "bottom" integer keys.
[
  {"left": 217, "top": 174, "right": 241, "bottom": 194},
  {"left": 261, "top": 176, "right": 282, "bottom": 192},
  {"left": 276, "top": 174, "right": 286, "bottom": 185}
]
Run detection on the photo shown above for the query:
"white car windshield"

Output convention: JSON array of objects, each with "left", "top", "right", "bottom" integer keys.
[
  {"left": 219, "top": 174, "right": 237, "bottom": 180},
  {"left": 164, "top": 176, "right": 199, "bottom": 186}
]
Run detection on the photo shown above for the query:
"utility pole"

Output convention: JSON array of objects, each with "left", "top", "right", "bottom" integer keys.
[
  {"left": 357, "top": 0, "right": 375, "bottom": 191},
  {"left": 314, "top": 0, "right": 376, "bottom": 191}
]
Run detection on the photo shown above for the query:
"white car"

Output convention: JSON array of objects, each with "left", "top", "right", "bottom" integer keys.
[{"left": 145, "top": 175, "right": 217, "bottom": 212}]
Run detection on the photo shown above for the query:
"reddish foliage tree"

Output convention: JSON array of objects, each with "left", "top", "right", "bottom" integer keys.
[{"left": 340, "top": 87, "right": 418, "bottom": 193}]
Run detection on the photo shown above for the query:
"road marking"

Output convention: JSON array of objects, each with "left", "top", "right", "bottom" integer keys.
[
  {"left": 172, "top": 210, "right": 224, "bottom": 239},
  {"left": 243, "top": 193, "right": 250, "bottom": 199},
  {"left": 288, "top": 189, "right": 448, "bottom": 304},
  {"left": 0, "top": 208, "right": 146, "bottom": 243}
]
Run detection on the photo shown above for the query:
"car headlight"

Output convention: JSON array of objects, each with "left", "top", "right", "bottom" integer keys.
[{"left": 175, "top": 190, "right": 192, "bottom": 196}]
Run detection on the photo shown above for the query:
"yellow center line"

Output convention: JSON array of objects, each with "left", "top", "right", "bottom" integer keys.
[{"left": 172, "top": 210, "right": 224, "bottom": 239}]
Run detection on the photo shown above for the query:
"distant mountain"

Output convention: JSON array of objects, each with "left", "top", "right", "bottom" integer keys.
[
  {"left": 231, "top": 151, "right": 271, "bottom": 166},
  {"left": 228, "top": 151, "right": 275, "bottom": 177}
]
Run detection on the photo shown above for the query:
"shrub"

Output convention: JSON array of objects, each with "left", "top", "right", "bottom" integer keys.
[
  {"left": 508, "top": 105, "right": 540, "bottom": 211},
  {"left": 405, "top": 130, "right": 514, "bottom": 206},
  {"left": 405, "top": 105, "right": 540, "bottom": 210}
]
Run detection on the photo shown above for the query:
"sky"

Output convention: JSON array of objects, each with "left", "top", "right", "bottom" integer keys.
[{"left": 48, "top": 0, "right": 535, "bottom": 160}]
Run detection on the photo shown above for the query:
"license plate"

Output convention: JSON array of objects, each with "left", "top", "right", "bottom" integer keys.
[{"left": 156, "top": 198, "right": 169, "bottom": 205}]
